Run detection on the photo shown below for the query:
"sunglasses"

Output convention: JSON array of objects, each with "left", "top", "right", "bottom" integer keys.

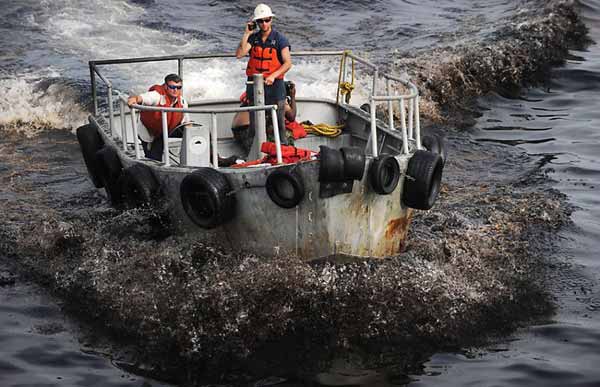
[
  {"left": 257, "top": 17, "right": 272, "bottom": 24},
  {"left": 167, "top": 84, "right": 182, "bottom": 90}
]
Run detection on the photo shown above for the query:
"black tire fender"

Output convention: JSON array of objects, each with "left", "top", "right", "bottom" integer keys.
[
  {"left": 340, "top": 146, "right": 366, "bottom": 181},
  {"left": 180, "top": 168, "right": 236, "bottom": 228},
  {"left": 266, "top": 168, "right": 305, "bottom": 208},
  {"left": 422, "top": 134, "right": 447, "bottom": 165},
  {"left": 95, "top": 146, "right": 124, "bottom": 207},
  {"left": 319, "top": 146, "right": 345, "bottom": 182},
  {"left": 369, "top": 155, "right": 400, "bottom": 195},
  {"left": 76, "top": 124, "right": 104, "bottom": 188},
  {"left": 402, "top": 150, "right": 444, "bottom": 210},
  {"left": 119, "top": 164, "right": 160, "bottom": 209}
]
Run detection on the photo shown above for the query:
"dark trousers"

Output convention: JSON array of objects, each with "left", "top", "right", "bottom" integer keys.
[{"left": 141, "top": 126, "right": 183, "bottom": 161}]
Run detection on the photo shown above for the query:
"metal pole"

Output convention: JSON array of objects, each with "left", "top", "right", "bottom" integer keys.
[
  {"left": 119, "top": 100, "right": 127, "bottom": 151},
  {"left": 90, "top": 63, "right": 98, "bottom": 116},
  {"left": 178, "top": 57, "right": 184, "bottom": 79},
  {"left": 130, "top": 108, "right": 140, "bottom": 159},
  {"left": 386, "top": 78, "right": 394, "bottom": 130},
  {"left": 415, "top": 95, "right": 422, "bottom": 150},
  {"left": 400, "top": 99, "right": 409, "bottom": 154},
  {"left": 408, "top": 98, "right": 414, "bottom": 140},
  {"left": 161, "top": 111, "right": 169, "bottom": 166},
  {"left": 211, "top": 113, "right": 219, "bottom": 169},
  {"left": 271, "top": 106, "right": 283, "bottom": 164},
  {"left": 372, "top": 70, "right": 378, "bottom": 96},
  {"left": 107, "top": 86, "right": 115, "bottom": 138},
  {"left": 370, "top": 98, "right": 378, "bottom": 158},
  {"left": 252, "top": 74, "right": 267, "bottom": 160},
  {"left": 341, "top": 54, "right": 347, "bottom": 105}
]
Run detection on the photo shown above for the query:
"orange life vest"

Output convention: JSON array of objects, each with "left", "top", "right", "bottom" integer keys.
[
  {"left": 233, "top": 142, "right": 316, "bottom": 168},
  {"left": 140, "top": 84, "right": 184, "bottom": 138},
  {"left": 246, "top": 44, "right": 283, "bottom": 79},
  {"left": 285, "top": 120, "right": 307, "bottom": 139}
]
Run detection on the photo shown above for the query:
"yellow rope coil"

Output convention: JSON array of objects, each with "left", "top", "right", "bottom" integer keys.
[{"left": 302, "top": 123, "right": 344, "bottom": 137}]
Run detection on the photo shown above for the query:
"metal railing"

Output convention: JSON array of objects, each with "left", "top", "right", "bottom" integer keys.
[
  {"left": 115, "top": 91, "right": 281, "bottom": 167},
  {"left": 89, "top": 50, "right": 421, "bottom": 166}
]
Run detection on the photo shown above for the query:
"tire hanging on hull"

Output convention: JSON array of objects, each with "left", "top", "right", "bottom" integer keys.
[
  {"left": 422, "top": 134, "right": 447, "bottom": 165},
  {"left": 266, "top": 168, "right": 305, "bottom": 208},
  {"left": 180, "top": 168, "right": 236, "bottom": 228},
  {"left": 76, "top": 124, "right": 104, "bottom": 188},
  {"left": 369, "top": 155, "right": 400, "bottom": 195},
  {"left": 95, "top": 146, "right": 124, "bottom": 207},
  {"left": 119, "top": 164, "right": 160, "bottom": 209},
  {"left": 402, "top": 150, "right": 444, "bottom": 210}
]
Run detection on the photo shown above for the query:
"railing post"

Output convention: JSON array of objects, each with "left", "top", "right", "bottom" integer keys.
[
  {"left": 130, "top": 108, "right": 140, "bottom": 159},
  {"left": 107, "top": 86, "right": 115, "bottom": 138},
  {"left": 119, "top": 99, "right": 127, "bottom": 151},
  {"left": 90, "top": 63, "right": 98, "bottom": 116},
  {"left": 386, "top": 78, "right": 394, "bottom": 130},
  {"left": 211, "top": 113, "right": 219, "bottom": 169},
  {"left": 251, "top": 73, "right": 267, "bottom": 161},
  {"left": 408, "top": 98, "right": 414, "bottom": 140},
  {"left": 415, "top": 95, "right": 422, "bottom": 150},
  {"left": 178, "top": 57, "right": 184, "bottom": 80},
  {"left": 271, "top": 106, "right": 283, "bottom": 164},
  {"left": 372, "top": 70, "right": 378, "bottom": 96},
  {"left": 161, "top": 111, "right": 169, "bottom": 166},
  {"left": 400, "top": 99, "right": 409, "bottom": 154},
  {"left": 370, "top": 98, "right": 378, "bottom": 158}
]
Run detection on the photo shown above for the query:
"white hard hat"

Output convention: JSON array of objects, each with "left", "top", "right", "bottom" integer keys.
[{"left": 253, "top": 3, "right": 274, "bottom": 20}]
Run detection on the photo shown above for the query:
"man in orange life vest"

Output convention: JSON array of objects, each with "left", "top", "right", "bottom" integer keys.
[
  {"left": 235, "top": 3, "right": 292, "bottom": 149},
  {"left": 127, "top": 73, "right": 190, "bottom": 161}
]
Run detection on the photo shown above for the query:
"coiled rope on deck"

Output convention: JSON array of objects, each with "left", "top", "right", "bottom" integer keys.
[{"left": 302, "top": 122, "right": 344, "bottom": 137}]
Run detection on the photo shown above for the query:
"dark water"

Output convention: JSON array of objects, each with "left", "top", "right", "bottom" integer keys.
[
  {"left": 1, "top": 0, "right": 599, "bottom": 385},
  {"left": 411, "top": 0, "right": 600, "bottom": 385},
  {"left": 0, "top": 276, "right": 172, "bottom": 387}
]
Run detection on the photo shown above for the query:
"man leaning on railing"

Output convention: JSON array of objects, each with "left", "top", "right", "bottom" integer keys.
[{"left": 127, "top": 73, "right": 190, "bottom": 161}]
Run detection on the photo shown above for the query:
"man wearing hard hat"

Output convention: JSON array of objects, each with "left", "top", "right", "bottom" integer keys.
[{"left": 236, "top": 3, "right": 292, "bottom": 146}]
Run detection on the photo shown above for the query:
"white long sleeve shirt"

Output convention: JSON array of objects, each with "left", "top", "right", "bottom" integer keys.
[{"left": 137, "top": 90, "right": 190, "bottom": 141}]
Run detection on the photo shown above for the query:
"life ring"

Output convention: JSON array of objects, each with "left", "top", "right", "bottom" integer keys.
[
  {"left": 340, "top": 146, "right": 366, "bottom": 181},
  {"left": 180, "top": 167, "right": 236, "bottom": 228},
  {"left": 422, "top": 134, "right": 447, "bottom": 165},
  {"left": 318, "top": 146, "right": 345, "bottom": 182},
  {"left": 95, "top": 146, "right": 123, "bottom": 207},
  {"left": 402, "top": 150, "right": 444, "bottom": 210},
  {"left": 369, "top": 155, "right": 400, "bottom": 195},
  {"left": 119, "top": 164, "right": 159, "bottom": 209},
  {"left": 76, "top": 124, "right": 104, "bottom": 188},
  {"left": 266, "top": 168, "right": 305, "bottom": 208}
]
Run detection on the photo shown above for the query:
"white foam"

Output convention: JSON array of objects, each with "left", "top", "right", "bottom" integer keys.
[
  {"left": 0, "top": 76, "right": 88, "bottom": 135},
  {"left": 178, "top": 57, "right": 372, "bottom": 106},
  {"left": 2, "top": 0, "right": 374, "bottom": 135},
  {"left": 38, "top": 0, "right": 205, "bottom": 67}
]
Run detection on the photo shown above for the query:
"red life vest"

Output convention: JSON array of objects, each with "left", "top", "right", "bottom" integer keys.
[
  {"left": 261, "top": 142, "right": 315, "bottom": 164},
  {"left": 140, "top": 84, "right": 184, "bottom": 138},
  {"left": 285, "top": 120, "right": 307, "bottom": 139},
  {"left": 233, "top": 142, "right": 316, "bottom": 168},
  {"left": 246, "top": 45, "right": 283, "bottom": 79}
]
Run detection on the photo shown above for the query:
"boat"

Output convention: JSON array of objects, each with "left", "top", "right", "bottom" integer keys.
[{"left": 76, "top": 50, "right": 445, "bottom": 260}]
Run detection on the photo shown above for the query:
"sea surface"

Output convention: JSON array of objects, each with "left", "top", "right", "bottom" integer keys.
[{"left": 1, "top": 0, "right": 599, "bottom": 386}]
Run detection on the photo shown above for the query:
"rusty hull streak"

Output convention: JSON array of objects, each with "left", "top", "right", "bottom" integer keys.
[{"left": 385, "top": 215, "right": 411, "bottom": 240}]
